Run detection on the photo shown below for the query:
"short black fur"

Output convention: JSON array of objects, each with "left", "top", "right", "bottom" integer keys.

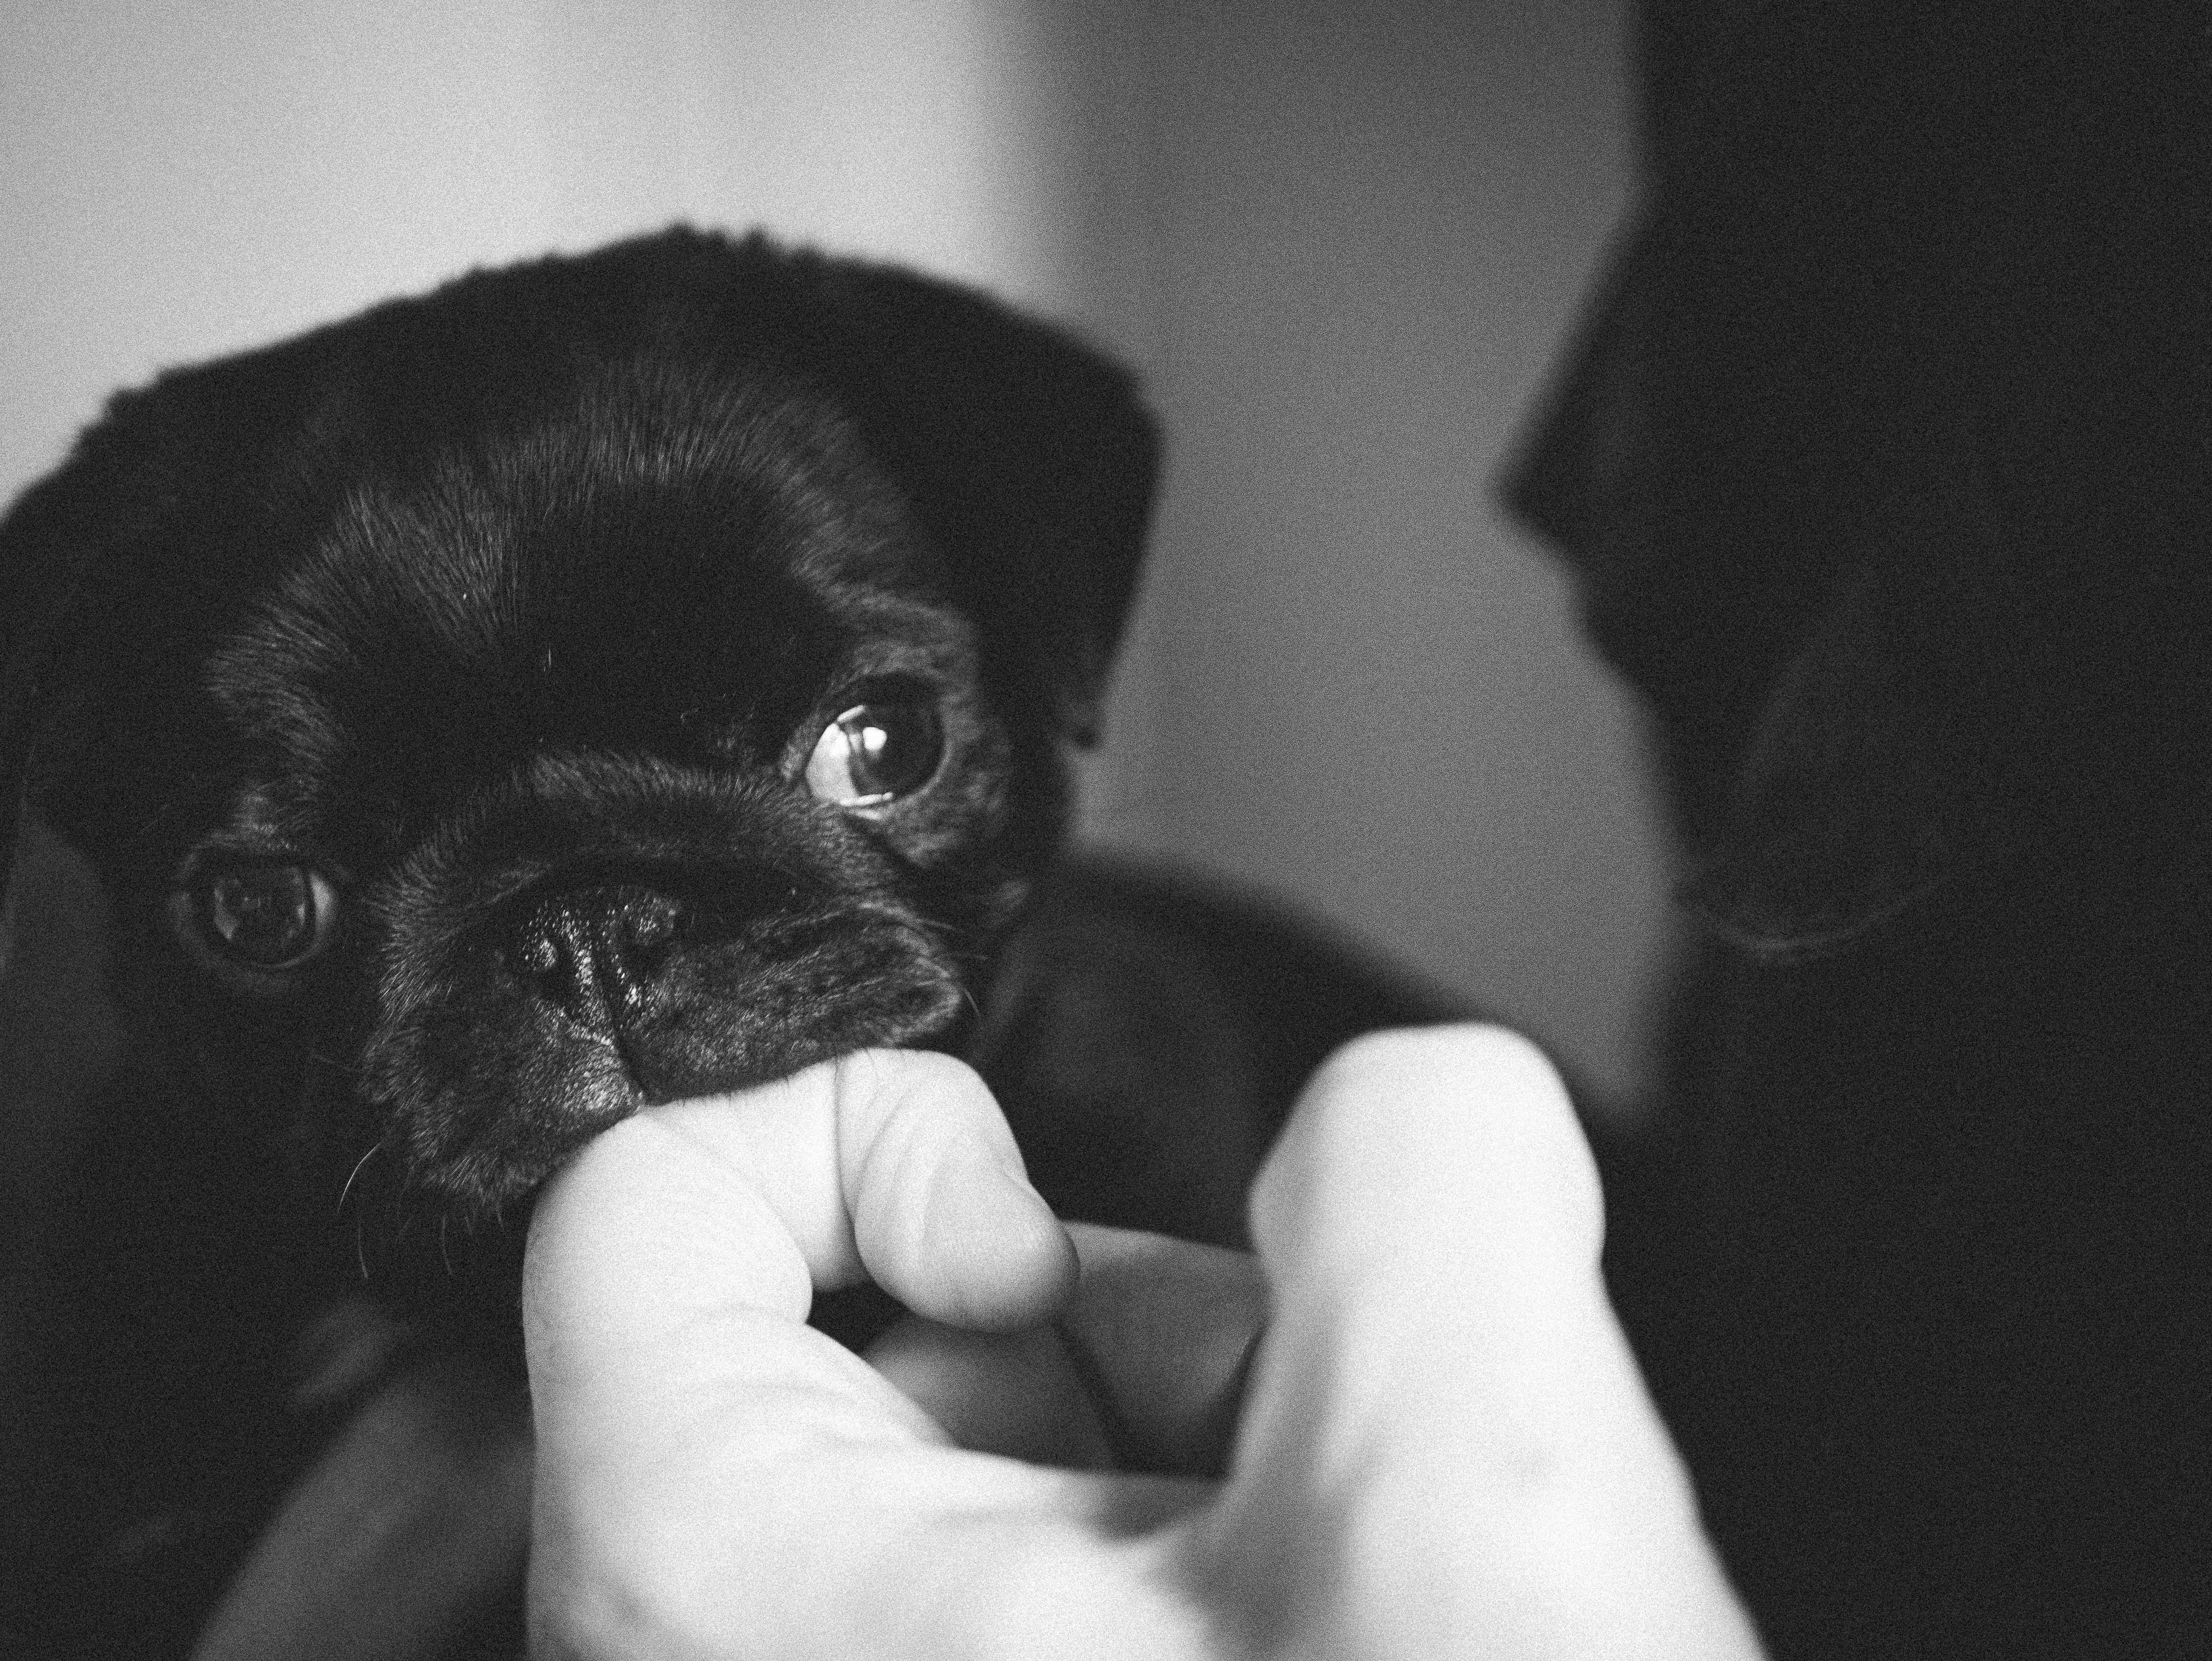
[
  {"left": 0, "top": 228, "right": 1159, "bottom": 1654},
  {"left": 0, "top": 228, "right": 1455, "bottom": 1658}
]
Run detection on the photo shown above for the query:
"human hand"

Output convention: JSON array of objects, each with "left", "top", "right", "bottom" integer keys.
[{"left": 523, "top": 1028, "right": 1764, "bottom": 1659}]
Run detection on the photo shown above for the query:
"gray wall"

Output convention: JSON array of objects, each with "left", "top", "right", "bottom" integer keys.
[
  {"left": 0, "top": 0, "right": 1668, "bottom": 1099},
  {"left": 1066, "top": 2, "right": 1666, "bottom": 1096}
]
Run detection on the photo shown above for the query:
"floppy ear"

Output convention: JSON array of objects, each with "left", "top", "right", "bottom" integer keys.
[
  {"left": 786, "top": 255, "right": 1161, "bottom": 747},
  {"left": 0, "top": 426, "right": 142, "bottom": 938},
  {"left": 0, "top": 362, "right": 308, "bottom": 935}
]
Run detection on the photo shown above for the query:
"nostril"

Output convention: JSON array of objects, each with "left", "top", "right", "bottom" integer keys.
[
  {"left": 502, "top": 886, "right": 688, "bottom": 1026},
  {"left": 515, "top": 923, "right": 567, "bottom": 982},
  {"left": 622, "top": 895, "right": 687, "bottom": 957},
  {"left": 508, "top": 910, "right": 593, "bottom": 1011}
]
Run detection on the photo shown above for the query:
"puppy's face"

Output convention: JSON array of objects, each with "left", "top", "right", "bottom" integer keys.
[
  {"left": 176, "top": 375, "right": 1022, "bottom": 1217},
  {"left": 1, "top": 230, "right": 1155, "bottom": 1275}
]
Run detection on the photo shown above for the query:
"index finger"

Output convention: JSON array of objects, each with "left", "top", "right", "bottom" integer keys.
[
  {"left": 523, "top": 1051, "right": 1078, "bottom": 1463},
  {"left": 521, "top": 1053, "right": 1205, "bottom": 1659}
]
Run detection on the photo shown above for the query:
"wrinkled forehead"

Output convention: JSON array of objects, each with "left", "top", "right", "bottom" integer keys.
[{"left": 201, "top": 375, "right": 972, "bottom": 836}]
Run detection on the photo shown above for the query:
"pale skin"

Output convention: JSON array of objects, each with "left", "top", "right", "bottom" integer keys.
[{"left": 522, "top": 1025, "right": 1765, "bottom": 1659}]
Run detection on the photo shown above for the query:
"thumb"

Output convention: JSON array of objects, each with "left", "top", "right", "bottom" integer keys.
[{"left": 1205, "top": 1025, "right": 1762, "bottom": 1660}]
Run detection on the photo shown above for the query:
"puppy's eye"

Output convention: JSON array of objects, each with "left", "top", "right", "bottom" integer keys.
[
  {"left": 804, "top": 701, "right": 943, "bottom": 807},
  {"left": 197, "top": 863, "right": 338, "bottom": 969}
]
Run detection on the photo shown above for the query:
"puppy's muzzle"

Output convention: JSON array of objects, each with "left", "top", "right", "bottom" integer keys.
[
  {"left": 514, "top": 879, "right": 675, "bottom": 1007},
  {"left": 506, "top": 879, "right": 746, "bottom": 1101},
  {"left": 363, "top": 836, "right": 965, "bottom": 1213}
]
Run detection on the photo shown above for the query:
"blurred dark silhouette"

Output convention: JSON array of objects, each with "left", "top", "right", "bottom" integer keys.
[{"left": 1511, "top": 3, "right": 2212, "bottom": 1654}]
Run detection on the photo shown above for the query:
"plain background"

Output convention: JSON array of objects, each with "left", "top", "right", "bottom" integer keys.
[{"left": 0, "top": 0, "right": 1670, "bottom": 1100}]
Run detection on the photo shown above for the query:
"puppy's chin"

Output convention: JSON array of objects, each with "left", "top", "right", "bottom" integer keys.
[{"left": 360, "top": 894, "right": 971, "bottom": 1218}]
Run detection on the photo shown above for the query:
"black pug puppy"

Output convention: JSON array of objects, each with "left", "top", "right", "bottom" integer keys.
[{"left": 0, "top": 229, "right": 1447, "bottom": 1657}]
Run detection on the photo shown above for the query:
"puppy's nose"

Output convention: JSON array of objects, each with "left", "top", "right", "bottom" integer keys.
[{"left": 511, "top": 885, "right": 685, "bottom": 1026}]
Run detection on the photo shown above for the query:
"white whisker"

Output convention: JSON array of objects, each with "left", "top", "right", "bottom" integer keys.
[{"left": 338, "top": 1142, "right": 384, "bottom": 1215}]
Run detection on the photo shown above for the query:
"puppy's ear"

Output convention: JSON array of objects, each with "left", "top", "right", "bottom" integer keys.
[
  {"left": 794, "top": 259, "right": 1160, "bottom": 746},
  {"left": 0, "top": 428, "right": 137, "bottom": 916},
  {"left": 0, "top": 363, "right": 304, "bottom": 910}
]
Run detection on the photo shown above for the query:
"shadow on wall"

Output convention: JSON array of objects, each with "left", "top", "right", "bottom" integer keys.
[{"left": 0, "top": 0, "right": 1665, "bottom": 1120}]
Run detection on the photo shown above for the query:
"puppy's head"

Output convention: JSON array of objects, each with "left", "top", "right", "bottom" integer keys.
[{"left": 0, "top": 229, "right": 1155, "bottom": 1253}]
